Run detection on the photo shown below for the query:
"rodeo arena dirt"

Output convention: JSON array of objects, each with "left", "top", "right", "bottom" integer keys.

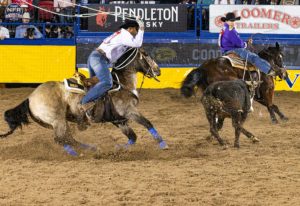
[{"left": 1, "top": 1, "right": 300, "bottom": 206}]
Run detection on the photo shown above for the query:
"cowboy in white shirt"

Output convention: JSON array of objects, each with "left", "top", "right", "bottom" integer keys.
[
  {"left": 0, "top": 19, "right": 9, "bottom": 40},
  {"left": 80, "top": 18, "right": 144, "bottom": 112}
]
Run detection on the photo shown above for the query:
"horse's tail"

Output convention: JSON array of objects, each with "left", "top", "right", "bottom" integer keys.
[
  {"left": 0, "top": 99, "right": 30, "bottom": 138},
  {"left": 181, "top": 67, "right": 206, "bottom": 98}
]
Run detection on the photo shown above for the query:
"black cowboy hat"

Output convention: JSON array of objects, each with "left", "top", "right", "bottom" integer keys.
[
  {"left": 221, "top": 12, "right": 241, "bottom": 22},
  {"left": 119, "top": 19, "right": 139, "bottom": 30}
]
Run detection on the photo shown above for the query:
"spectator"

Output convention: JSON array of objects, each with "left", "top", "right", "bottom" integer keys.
[
  {"left": 180, "top": 0, "right": 196, "bottom": 29},
  {"left": 0, "top": 18, "right": 9, "bottom": 39},
  {"left": 54, "top": 0, "right": 76, "bottom": 24},
  {"left": 0, "top": 0, "right": 11, "bottom": 21},
  {"left": 15, "top": 12, "right": 43, "bottom": 38},
  {"left": 199, "top": 0, "right": 215, "bottom": 30}
]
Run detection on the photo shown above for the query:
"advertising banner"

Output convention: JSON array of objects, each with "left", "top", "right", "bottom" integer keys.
[
  {"left": 209, "top": 5, "right": 300, "bottom": 34},
  {"left": 77, "top": 42, "right": 300, "bottom": 90},
  {"left": 88, "top": 4, "right": 187, "bottom": 32},
  {"left": 77, "top": 42, "right": 300, "bottom": 67}
]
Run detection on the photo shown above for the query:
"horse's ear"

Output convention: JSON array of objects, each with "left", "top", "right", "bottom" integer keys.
[{"left": 275, "top": 42, "right": 280, "bottom": 50}]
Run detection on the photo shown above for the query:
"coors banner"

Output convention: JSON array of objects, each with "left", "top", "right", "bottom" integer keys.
[{"left": 88, "top": 4, "right": 187, "bottom": 32}]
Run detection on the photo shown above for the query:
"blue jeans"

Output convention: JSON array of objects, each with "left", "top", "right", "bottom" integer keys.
[
  {"left": 230, "top": 48, "right": 271, "bottom": 74},
  {"left": 81, "top": 50, "right": 112, "bottom": 104}
]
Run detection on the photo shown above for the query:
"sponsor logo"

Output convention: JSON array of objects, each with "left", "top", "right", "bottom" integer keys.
[
  {"left": 285, "top": 73, "right": 300, "bottom": 88},
  {"left": 151, "top": 47, "right": 177, "bottom": 62},
  {"left": 214, "top": 7, "right": 300, "bottom": 29},
  {"left": 96, "top": 6, "right": 110, "bottom": 27}
]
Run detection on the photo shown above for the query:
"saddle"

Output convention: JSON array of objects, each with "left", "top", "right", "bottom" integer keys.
[
  {"left": 222, "top": 53, "right": 257, "bottom": 72},
  {"left": 64, "top": 72, "right": 121, "bottom": 94}
]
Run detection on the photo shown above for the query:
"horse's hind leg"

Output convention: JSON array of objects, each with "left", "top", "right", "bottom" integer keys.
[
  {"left": 53, "top": 120, "right": 81, "bottom": 156},
  {"left": 272, "top": 104, "right": 288, "bottom": 121},
  {"left": 256, "top": 99, "right": 278, "bottom": 123},
  {"left": 127, "top": 112, "right": 168, "bottom": 149},
  {"left": 114, "top": 122, "right": 137, "bottom": 146}
]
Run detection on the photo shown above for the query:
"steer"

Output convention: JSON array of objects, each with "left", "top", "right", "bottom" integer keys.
[{"left": 201, "top": 79, "right": 260, "bottom": 148}]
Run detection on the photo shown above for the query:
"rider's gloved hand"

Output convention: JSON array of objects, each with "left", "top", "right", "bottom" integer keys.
[
  {"left": 136, "top": 16, "right": 144, "bottom": 31},
  {"left": 247, "top": 38, "right": 253, "bottom": 45}
]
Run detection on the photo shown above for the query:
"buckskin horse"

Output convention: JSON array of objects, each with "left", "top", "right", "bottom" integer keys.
[
  {"left": 181, "top": 42, "right": 289, "bottom": 124},
  {"left": 0, "top": 48, "right": 168, "bottom": 156}
]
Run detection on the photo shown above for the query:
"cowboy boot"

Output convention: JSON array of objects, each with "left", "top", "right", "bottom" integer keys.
[
  {"left": 267, "top": 70, "right": 276, "bottom": 77},
  {"left": 79, "top": 101, "right": 95, "bottom": 121}
]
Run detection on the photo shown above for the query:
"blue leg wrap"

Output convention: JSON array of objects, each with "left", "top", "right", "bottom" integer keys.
[
  {"left": 127, "top": 139, "right": 136, "bottom": 145},
  {"left": 149, "top": 128, "right": 163, "bottom": 141},
  {"left": 80, "top": 143, "right": 97, "bottom": 151},
  {"left": 63, "top": 144, "right": 78, "bottom": 156},
  {"left": 159, "top": 140, "right": 167, "bottom": 149},
  {"left": 148, "top": 128, "right": 168, "bottom": 149}
]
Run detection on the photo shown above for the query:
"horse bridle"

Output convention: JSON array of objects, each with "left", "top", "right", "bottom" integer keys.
[{"left": 139, "top": 51, "right": 160, "bottom": 82}]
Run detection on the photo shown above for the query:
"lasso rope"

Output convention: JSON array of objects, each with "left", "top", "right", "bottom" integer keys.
[
  {"left": 20, "top": 0, "right": 136, "bottom": 20},
  {"left": 113, "top": 48, "right": 139, "bottom": 70}
]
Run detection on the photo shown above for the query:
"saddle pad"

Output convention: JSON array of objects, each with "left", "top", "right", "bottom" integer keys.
[{"left": 222, "top": 55, "right": 257, "bottom": 72}]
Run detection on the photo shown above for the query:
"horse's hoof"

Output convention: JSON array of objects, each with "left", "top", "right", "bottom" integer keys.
[
  {"left": 221, "top": 144, "right": 228, "bottom": 150},
  {"left": 272, "top": 119, "right": 279, "bottom": 124},
  {"left": 63, "top": 144, "right": 78, "bottom": 156},
  {"left": 234, "top": 143, "right": 240, "bottom": 149},
  {"left": 115, "top": 140, "right": 136, "bottom": 150},
  {"left": 206, "top": 135, "right": 214, "bottom": 142},
  {"left": 127, "top": 139, "right": 136, "bottom": 146},
  {"left": 251, "top": 136, "right": 260, "bottom": 143},
  {"left": 159, "top": 141, "right": 169, "bottom": 150},
  {"left": 282, "top": 117, "right": 289, "bottom": 121},
  {"left": 80, "top": 143, "right": 97, "bottom": 151}
]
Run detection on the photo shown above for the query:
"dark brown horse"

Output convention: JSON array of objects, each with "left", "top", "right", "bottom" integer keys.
[
  {"left": 0, "top": 48, "right": 168, "bottom": 156},
  {"left": 181, "top": 42, "right": 288, "bottom": 124}
]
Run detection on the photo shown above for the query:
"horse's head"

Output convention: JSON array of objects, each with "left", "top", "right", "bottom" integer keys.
[
  {"left": 135, "top": 48, "right": 161, "bottom": 80},
  {"left": 260, "top": 42, "right": 288, "bottom": 80}
]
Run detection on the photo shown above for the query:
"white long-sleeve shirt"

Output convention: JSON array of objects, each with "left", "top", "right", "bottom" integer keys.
[
  {"left": 0, "top": 26, "right": 9, "bottom": 39},
  {"left": 98, "top": 28, "right": 144, "bottom": 63}
]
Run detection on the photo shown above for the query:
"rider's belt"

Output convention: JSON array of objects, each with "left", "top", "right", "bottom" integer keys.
[{"left": 96, "top": 49, "right": 109, "bottom": 63}]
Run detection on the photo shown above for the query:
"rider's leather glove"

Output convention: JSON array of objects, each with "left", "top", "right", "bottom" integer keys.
[{"left": 136, "top": 16, "right": 144, "bottom": 31}]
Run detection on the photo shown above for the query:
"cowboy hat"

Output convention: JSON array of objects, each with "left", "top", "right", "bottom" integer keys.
[
  {"left": 119, "top": 19, "right": 139, "bottom": 30},
  {"left": 22, "top": 12, "right": 31, "bottom": 19},
  {"left": 221, "top": 12, "right": 241, "bottom": 22}
]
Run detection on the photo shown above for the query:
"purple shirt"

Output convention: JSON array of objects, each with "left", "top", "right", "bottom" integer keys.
[{"left": 220, "top": 23, "right": 246, "bottom": 53}]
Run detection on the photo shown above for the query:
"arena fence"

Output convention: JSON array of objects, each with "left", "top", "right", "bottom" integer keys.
[{"left": 0, "top": 4, "right": 299, "bottom": 91}]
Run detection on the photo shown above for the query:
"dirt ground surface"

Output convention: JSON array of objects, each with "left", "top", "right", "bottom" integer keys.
[{"left": 0, "top": 88, "right": 299, "bottom": 206}]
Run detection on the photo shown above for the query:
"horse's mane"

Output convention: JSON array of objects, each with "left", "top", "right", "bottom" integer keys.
[{"left": 258, "top": 43, "right": 282, "bottom": 59}]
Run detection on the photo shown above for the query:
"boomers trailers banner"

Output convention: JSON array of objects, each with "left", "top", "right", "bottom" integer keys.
[
  {"left": 88, "top": 4, "right": 187, "bottom": 32},
  {"left": 209, "top": 5, "right": 300, "bottom": 34}
]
